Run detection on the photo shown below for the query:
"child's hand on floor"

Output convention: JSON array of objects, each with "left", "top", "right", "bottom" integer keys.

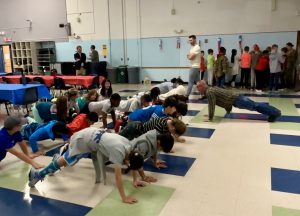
[
  {"left": 176, "top": 136, "right": 185, "bottom": 143},
  {"left": 123, "top": 196, "right": 138, "bottom": 204},
  {"left": 142, "top": 175, "right": 157, "bottom": 183},
  {"left": 155, "top": 159, "right": 167, "bottom": 169},
  {"left": 203, "top": 115, "right": 211, "bottom": 122},
  {"left": 133, "top": 180, "right": 148, "bottom": 188}
]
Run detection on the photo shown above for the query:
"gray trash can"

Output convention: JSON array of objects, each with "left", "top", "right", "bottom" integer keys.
[
  {"left": 127, "top": 66, "right": 140, "bottom": 84},
  {"left": 107, "top": 67, "right": 118, "bottom": 84}
]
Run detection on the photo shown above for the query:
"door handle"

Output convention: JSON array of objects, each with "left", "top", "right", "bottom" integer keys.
[{"left": 121, "top": 58, "right": 123, "bottom": 61}]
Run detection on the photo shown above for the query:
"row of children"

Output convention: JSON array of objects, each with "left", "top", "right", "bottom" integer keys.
[
  {"left": 198, "top": 42, "right": 297, "bottom": 92},
  {"left": 0, "top": 77, "right": 189, "bottom": 204}
]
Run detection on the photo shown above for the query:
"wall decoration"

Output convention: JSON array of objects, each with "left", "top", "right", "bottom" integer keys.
[
  {"left": 176, "top": 37, "right": 181, "bottom": 49},
  {"left": 102, "top": 44, "right": 107, "bottom": 58}
]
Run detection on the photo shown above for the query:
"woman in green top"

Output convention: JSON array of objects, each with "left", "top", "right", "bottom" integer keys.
[{"left": 76, "top": 89, "right": 99, "bottom": 112}]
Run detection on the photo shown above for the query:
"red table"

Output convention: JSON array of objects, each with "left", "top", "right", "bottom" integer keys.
[
  {"left": 4, "top": 75, "right": 105, "bottom": 89},
  {"left": 27, "top": 75, "right": 54, "bottom": 87},
  {"left": 57, "top": 75, "right": 105, "bottom": 88},
  {"left": 4, "top": 75, "right": 54, "bottom": 87},
  {"left": 3, "top": 75, "right": 23, "bottom": 84}
]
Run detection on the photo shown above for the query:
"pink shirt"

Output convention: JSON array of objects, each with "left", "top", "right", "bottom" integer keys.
[{"left": 240, "top": 52, "right": 251, "bottom": 68}]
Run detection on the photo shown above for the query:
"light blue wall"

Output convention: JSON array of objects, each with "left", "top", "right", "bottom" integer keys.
[
  {"left": 140, "top": 31, "right": 297, "bottom": 81},
  {"left": 141, "top": 37, "right": 180, "bottom": 67},
  {"left": 141, "top": 32, "right": 297, "bottom": 67},
  {"left": 55, "top": 31, "right": 297, "bottom": 81}
]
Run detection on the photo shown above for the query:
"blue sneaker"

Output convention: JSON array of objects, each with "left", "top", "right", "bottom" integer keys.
[{"left": 28, "top": 168, "right": 44, "bottom": 188}]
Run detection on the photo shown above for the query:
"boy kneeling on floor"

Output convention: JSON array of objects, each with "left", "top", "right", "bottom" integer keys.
[{"left": 28, "top": 128, "right": 174, "bottom": 204}]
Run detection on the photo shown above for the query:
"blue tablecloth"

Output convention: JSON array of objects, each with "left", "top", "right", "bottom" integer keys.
[{"left": 0, "top": 84, "right": 51, "bottom": 104}]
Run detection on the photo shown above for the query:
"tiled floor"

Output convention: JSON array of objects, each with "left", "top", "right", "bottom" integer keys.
[{"left": 1, "top": 84, "right": 300, "bottom": 216}]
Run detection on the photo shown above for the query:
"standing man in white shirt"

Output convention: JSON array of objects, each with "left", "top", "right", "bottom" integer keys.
[{"left": 186, "top": 35, "right": 201, "bottom": 98}]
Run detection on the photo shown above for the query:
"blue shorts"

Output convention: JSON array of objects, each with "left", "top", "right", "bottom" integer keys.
[
  {"left": 63, "top": 129, "right": 106, "bottom": 166},
  {"left": 63, "top": 149, "right": 90, "bottom": 166}
]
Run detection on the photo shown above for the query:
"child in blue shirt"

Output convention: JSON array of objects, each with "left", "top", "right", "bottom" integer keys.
[
  {"left": 0, "top": 116, "right": 44, "bottom": 169},
  {"left": 22, "top": 120, "right": 70, "bottom": 154},
  {"left": 128, "top": 96, "right": 187, "bottom": 122}
]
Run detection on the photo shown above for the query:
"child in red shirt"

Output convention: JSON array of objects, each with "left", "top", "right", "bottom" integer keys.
[
  {"left": 255, "top": 50, "right": 269, "bottom": 91},
  {"left": 67, "top": 112, "right": 98, "bottom": 136},
  {"left": 240, "top": 46, "right": 252, "bottom": 89}
]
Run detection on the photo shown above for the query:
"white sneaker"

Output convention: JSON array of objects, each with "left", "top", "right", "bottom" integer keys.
[
  {"left": 59, "top": 143, "right": 69, "bottom": 156},
  {"left": 255, "top": 89, "right": 262, "bottom": 93},
  {"left": 28, "top": 168, "right": 44, "bottom": 188},
  {"left": 231, "top": 82, "right": 235, "bottom": 88}
]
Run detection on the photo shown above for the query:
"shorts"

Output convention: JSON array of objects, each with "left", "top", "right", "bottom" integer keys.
[{"left": 63, "top": 149, "right": 90, "bottom": 166}]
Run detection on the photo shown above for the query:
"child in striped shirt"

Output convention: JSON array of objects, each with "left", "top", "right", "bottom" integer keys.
[{"left": 119, "top": 117, "right": 186, "bottom": 142}]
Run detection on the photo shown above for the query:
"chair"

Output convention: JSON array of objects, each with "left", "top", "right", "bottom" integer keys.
[
  {"left": 2, "top": 77, "right": 9, "bottom": 83},
  {"left": 52, "top": 77, "right": 72, "bottom": 97},
  {"left": 33, "top": 77, "right": 45, "bottom": 84},
  {"left": 88, "top": 76, "right": 99, "bottom": 89},
  {"left": 22, "top": 87, "right": 38, "bottom": 114},
  {"left": 19, "top": 77, "right": 31, "bottom": 84},
  {"left": 99, "top": 61, "right": 107, "bottom": 78},
  {"left": 50, "top": 69, "right": 58, "bottom": 76},
  {"left": 0, "top": 100, "right": 11, "bottom": 115}
]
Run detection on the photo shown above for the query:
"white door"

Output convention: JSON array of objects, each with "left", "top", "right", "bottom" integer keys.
[{"left": 108, "top": 0, "right": 140, "bottom": 67}]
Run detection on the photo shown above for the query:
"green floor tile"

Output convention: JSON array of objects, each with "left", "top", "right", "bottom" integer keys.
[
  {"left": 0, "top": 163, "right": 29, "bottom": 191},
  {"left": 87, "top": 181, "right": 175, "bottom": 216},
  {"left": 270, "top": 122, "right": 300, "bottom": 131},
  {"left": 190, "top": 105, "right": 226, "bottom": 124},
  {"left": 273, "top": 206, "right": 300, "bottom": 216},
  {"left": 269, "top": 98, "right": 299, "bottom": 116}
]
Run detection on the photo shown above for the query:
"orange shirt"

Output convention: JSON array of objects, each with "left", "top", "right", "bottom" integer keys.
[
  {"left": 240, "top": 52, "right": 251, "bottom": 68},
  {"left": 67, "top": 113, "right": 89, "bottom": 136}
]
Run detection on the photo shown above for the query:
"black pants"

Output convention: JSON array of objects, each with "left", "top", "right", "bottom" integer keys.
[
  {"left": 280, "top": 72, "right": 286, "bottom": 89},
  {"left": 119, "top": 121, "right": 142, "bottom": 141},
  {"left": 255, "top": 70, "right": 265, "bottom": 90},
  {"left": 240, "top": 68, "right": 251, "bottom": 88},
  {"left": 231, "top": 75, "right": 237, "bottom": 82},
  {"left": 200, "top": 71, "right": 206, "bottom": 80}
]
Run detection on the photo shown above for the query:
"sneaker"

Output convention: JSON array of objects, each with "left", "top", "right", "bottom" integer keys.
[
  {"left": 268, "top": 112, "right": 281, "bottom": 122},
  {"left": 59, "top": 143, "right": 69, "bottom": 156},
  {"left": 255, "top": 89, "right": 262, "bottom": 93},
  {"left": 28, "top": 168, "right": 44, "bottom": 188}
]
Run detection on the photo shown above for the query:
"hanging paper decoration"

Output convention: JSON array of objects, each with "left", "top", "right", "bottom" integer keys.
[
  {"left": 102, "top": 44, "right": 107, "bottom": 58},
  {"left": 159, "top": 39, "right": 163, "bottom": 50},
  {"left": 238, "top": 35, "right": 243, "bottom": 51},
  {"left": 217, "top": 37, "right": 221, "bottom": 54},
  {"left": 176, "top": 37, "right": 181, "bottom": 49}
]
